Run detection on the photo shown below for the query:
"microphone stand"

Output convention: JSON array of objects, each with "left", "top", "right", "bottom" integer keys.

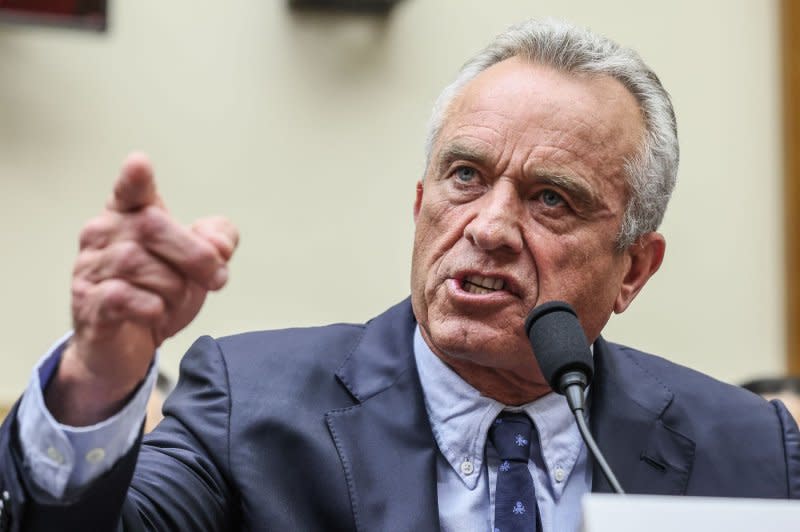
[{"left": 559, "top": 371, "right": 624, "bottom": 495}]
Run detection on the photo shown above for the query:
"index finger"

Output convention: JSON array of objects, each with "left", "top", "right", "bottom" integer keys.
[{"left": 107, "top": 152, "right": 163, "bottom": 213}]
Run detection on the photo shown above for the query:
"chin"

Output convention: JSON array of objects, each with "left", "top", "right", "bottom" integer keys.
[{"left": 426, "top": 317, "right": 528, "bottom": 368}]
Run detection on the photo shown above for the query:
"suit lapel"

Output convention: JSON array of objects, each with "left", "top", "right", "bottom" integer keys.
[
  {"left": 590, "top": 338, "right": 696, "bottom": 495},
  {"left": 325, "top": 300, "right": 440, "bottom": 532},
  {"left": 324, "top": 303, "right": 699, "bottom": 527}
]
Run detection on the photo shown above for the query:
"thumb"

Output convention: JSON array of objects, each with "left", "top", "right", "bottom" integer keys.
[{"left": 107, "top": 152, "right": 164, "bottom": 213}]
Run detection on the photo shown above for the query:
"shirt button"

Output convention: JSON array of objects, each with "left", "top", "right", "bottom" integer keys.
[
  {"left": 460, "top": 459, "right": 474, "bottom": 475},
  {"left": 46, "top": 446, "right": 65, "bottom": 465},
  {"left": 554, "top": 466, "right": 566, "bottom": 482},
  {"left": 85, "top": 448, "right": 106, "bottom": 464}
]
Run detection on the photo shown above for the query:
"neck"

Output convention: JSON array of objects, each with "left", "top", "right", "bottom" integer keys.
[{"left": 433, "top": 352, "right": 553, "bottom": 405}]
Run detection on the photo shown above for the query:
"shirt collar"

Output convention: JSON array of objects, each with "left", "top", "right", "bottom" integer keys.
[{"left": 413, "top": 325, "right": 585, "bottom": 498}]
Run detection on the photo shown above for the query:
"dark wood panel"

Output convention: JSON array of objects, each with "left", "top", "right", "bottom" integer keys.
[{"left": 783, "top": 0, "right": 800, "bottom": 374}]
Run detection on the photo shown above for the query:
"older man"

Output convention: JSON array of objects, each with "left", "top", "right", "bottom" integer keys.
[{"left": 0, "top": 19, "right": 797, "bottom": 532}]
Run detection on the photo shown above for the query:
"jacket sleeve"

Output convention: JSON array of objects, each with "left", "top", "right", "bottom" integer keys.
[
  {"left": 0, "top": 401, "right": 31, "bottom": 532},
  {"left": 0, "top": 399, "right": 142, "bottom": 532},
  {"left": 773, "top": 399, "right": 800, "bottom": 498},
  {"left": 0, "top": 335, "right": 238, "bottom": 531}
]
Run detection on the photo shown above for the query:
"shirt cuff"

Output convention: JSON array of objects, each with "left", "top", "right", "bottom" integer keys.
[{"left": 17, "top": 332, "right": 158, "bottom": 498}]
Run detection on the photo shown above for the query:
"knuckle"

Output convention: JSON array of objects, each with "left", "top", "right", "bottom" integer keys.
[
  {"left": 135, "top": 206, "right": 167, "bottom": 240},
  {"left": 79, "top": 216, "right": 112, "bottom": 249},
  {"left": 186, "top": 241, "right": 218, "bottom": 272},
  {"left": 101, "top": 279, "right": 129, "bottom": 308},
  {"left": 71, "top": 277, "right": 90, "bottom": 304},
  {"left": 95, "top": 280, "right": 136, "bottom": 322},
  {"left": 113, "top": 241, "right": 144, "bottom": 274},
  {"left": 73, "top": 250, "right": 94, "bottom": 276}
]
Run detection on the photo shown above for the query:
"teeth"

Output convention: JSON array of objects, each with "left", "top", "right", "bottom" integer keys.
[
  {"left": 466, "top": 284, "right": 492, "bottom": 295},
  {"left": 463, "top": 275, "right": 506, "bottom": 293}
]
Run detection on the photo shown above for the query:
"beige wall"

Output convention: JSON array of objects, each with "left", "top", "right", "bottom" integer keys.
[{"left": 0, "top": 0, "right": 783, "bottom": 403}]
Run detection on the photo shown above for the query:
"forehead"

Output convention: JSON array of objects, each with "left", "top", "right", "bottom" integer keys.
[{"left": 436, "top": 57, "right": 644, "bottom": 187}]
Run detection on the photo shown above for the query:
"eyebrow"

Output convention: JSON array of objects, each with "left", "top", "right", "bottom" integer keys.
[{"left": 435, "top": 142, "right": 493, "bottom": 176}]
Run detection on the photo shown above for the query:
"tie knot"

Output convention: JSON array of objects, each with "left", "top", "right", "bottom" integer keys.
[{"left": 490, "top": 412, "right": 534, "bottom": 462}]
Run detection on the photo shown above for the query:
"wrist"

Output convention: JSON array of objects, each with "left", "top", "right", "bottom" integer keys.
[{"left": 44, "top": 340, "right": 152, "bottom": 426}]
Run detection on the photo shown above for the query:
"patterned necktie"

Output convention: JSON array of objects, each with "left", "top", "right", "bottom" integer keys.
[{"left": 489, "top": 412, "right": 540, "bottom": 532}]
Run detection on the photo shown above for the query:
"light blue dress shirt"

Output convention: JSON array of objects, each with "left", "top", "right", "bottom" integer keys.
[
  {"left": 17, "top": 333, "right": 158, "bottom": 498},
  {"left": 413, "top": 326, "right": 591, "bottom": 532}
]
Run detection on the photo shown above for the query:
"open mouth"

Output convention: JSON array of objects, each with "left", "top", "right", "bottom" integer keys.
[{"left": 461, "top": 274, "right": 506, "bottom": 295}]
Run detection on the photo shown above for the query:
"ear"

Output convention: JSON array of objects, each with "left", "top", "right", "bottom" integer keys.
[
  {"left": 613, "top": 232, "right": 666, "bottom": 314},
  {"left": 413, "top": 180, "right": 424, "bottom": 222}
]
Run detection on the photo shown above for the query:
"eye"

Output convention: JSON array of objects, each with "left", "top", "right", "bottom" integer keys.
[
  {"left": 540, "top": 189, "right": 564, "bottom": 207},
  {"left": 454, "top": 166, "right": 477, "bottom": 183}
]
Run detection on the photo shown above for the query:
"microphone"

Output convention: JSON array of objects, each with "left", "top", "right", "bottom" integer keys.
[{"left": 524, "top": 301, "right": 625, "bottom": 494}]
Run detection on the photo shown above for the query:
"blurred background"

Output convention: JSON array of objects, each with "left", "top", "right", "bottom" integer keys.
[{"left": 0, "top": 0, "right": 793, "bottom": 412}]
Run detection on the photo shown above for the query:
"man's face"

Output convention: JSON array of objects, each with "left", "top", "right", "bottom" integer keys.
[{"left": 411, "top": 57, "right": 651, "bottom": 390}]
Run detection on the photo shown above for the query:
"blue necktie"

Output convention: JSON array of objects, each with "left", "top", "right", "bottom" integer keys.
[{"left": 490, "top": 412, "right": 540, "bottom": 532}]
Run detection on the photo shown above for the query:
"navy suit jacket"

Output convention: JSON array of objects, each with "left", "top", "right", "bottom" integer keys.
[{"left": 1, "top": 299, "right": 799, "bottom": 531}]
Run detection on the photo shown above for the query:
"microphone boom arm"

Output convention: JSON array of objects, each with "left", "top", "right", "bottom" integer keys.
[{"left": 560, "top": 371, "right": 624, "bottom": 494}]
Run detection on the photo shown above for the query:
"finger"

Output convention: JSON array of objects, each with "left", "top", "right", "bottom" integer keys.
[
  {"left": 107, "top": 152, "right": 163, "bottom": 213},
  {"left": 132, "top": 206, "right": 228, "bottom": 290},
  {"left": 79, "top": 213, "right": 120, "bottom": 251},
  {"left": 191, "top": 216, "right": 239, "bottom": 262},
  {"left": 157, "top": 280, "right": 209, "bottom": 341},
  {"left": 74, "top": 242, "right": 188, "bottom": 307},
  {"left": 72, "top": 277, "right": 166, "bottom": 329},
  {"left": 78, "top": 206, "right": 226, "bottom": 290}
]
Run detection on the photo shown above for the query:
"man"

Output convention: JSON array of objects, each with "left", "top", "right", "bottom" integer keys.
[{"left": 0, "top": 18, "right": 798, "bottom": 532}]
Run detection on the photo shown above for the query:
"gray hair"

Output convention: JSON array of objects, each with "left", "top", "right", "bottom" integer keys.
[{"left": 425, "top": 19, "right": 679, "bottom": 249}]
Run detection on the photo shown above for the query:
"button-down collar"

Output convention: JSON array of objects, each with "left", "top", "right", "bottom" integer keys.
[{"left": 414, "top": 326, "right": 584, "bottom": 499}]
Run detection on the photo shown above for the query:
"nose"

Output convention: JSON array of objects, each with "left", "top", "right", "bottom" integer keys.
[{"left": 463, "top": 180, "right": 524, "bottom": 254}]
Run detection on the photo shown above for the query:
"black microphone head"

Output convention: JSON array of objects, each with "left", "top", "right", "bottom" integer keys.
[{"left": 524, "top": 301, "right": 594, "bottom": 394}]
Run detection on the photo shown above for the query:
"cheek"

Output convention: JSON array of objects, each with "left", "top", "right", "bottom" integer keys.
[
  {"left": 526, "top": 232, "right": 583, "bottom": 279},
  {"left": 527, "top": 231, "right": 620, "bottom": 301},
  {"left": 411, "top": 212, "right": 441, "bottom": 280},
  {"left": 414, "top": 203, "right": 466, "bottom": 272},
  {"left": 411, "top": 205, "right": 452, "bottom": 300},
  {"left": 552, "top": 246, "right": 626, "bottom": 337}
]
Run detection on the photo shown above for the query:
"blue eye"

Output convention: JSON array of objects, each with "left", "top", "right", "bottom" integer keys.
[
  {"left": 454, "top": 166, "right": 477, "bottom": 183},
  {"left": 541, "top": 189, "right": 564, "bottom": 207}
]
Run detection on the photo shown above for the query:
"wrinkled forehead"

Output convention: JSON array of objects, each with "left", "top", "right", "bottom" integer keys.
[
  {"left": 433, "top": 58, "right": 645, "bottom": 191},
  {"left": 447, "top": 57, "right": 643, "bottom": 147}
]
